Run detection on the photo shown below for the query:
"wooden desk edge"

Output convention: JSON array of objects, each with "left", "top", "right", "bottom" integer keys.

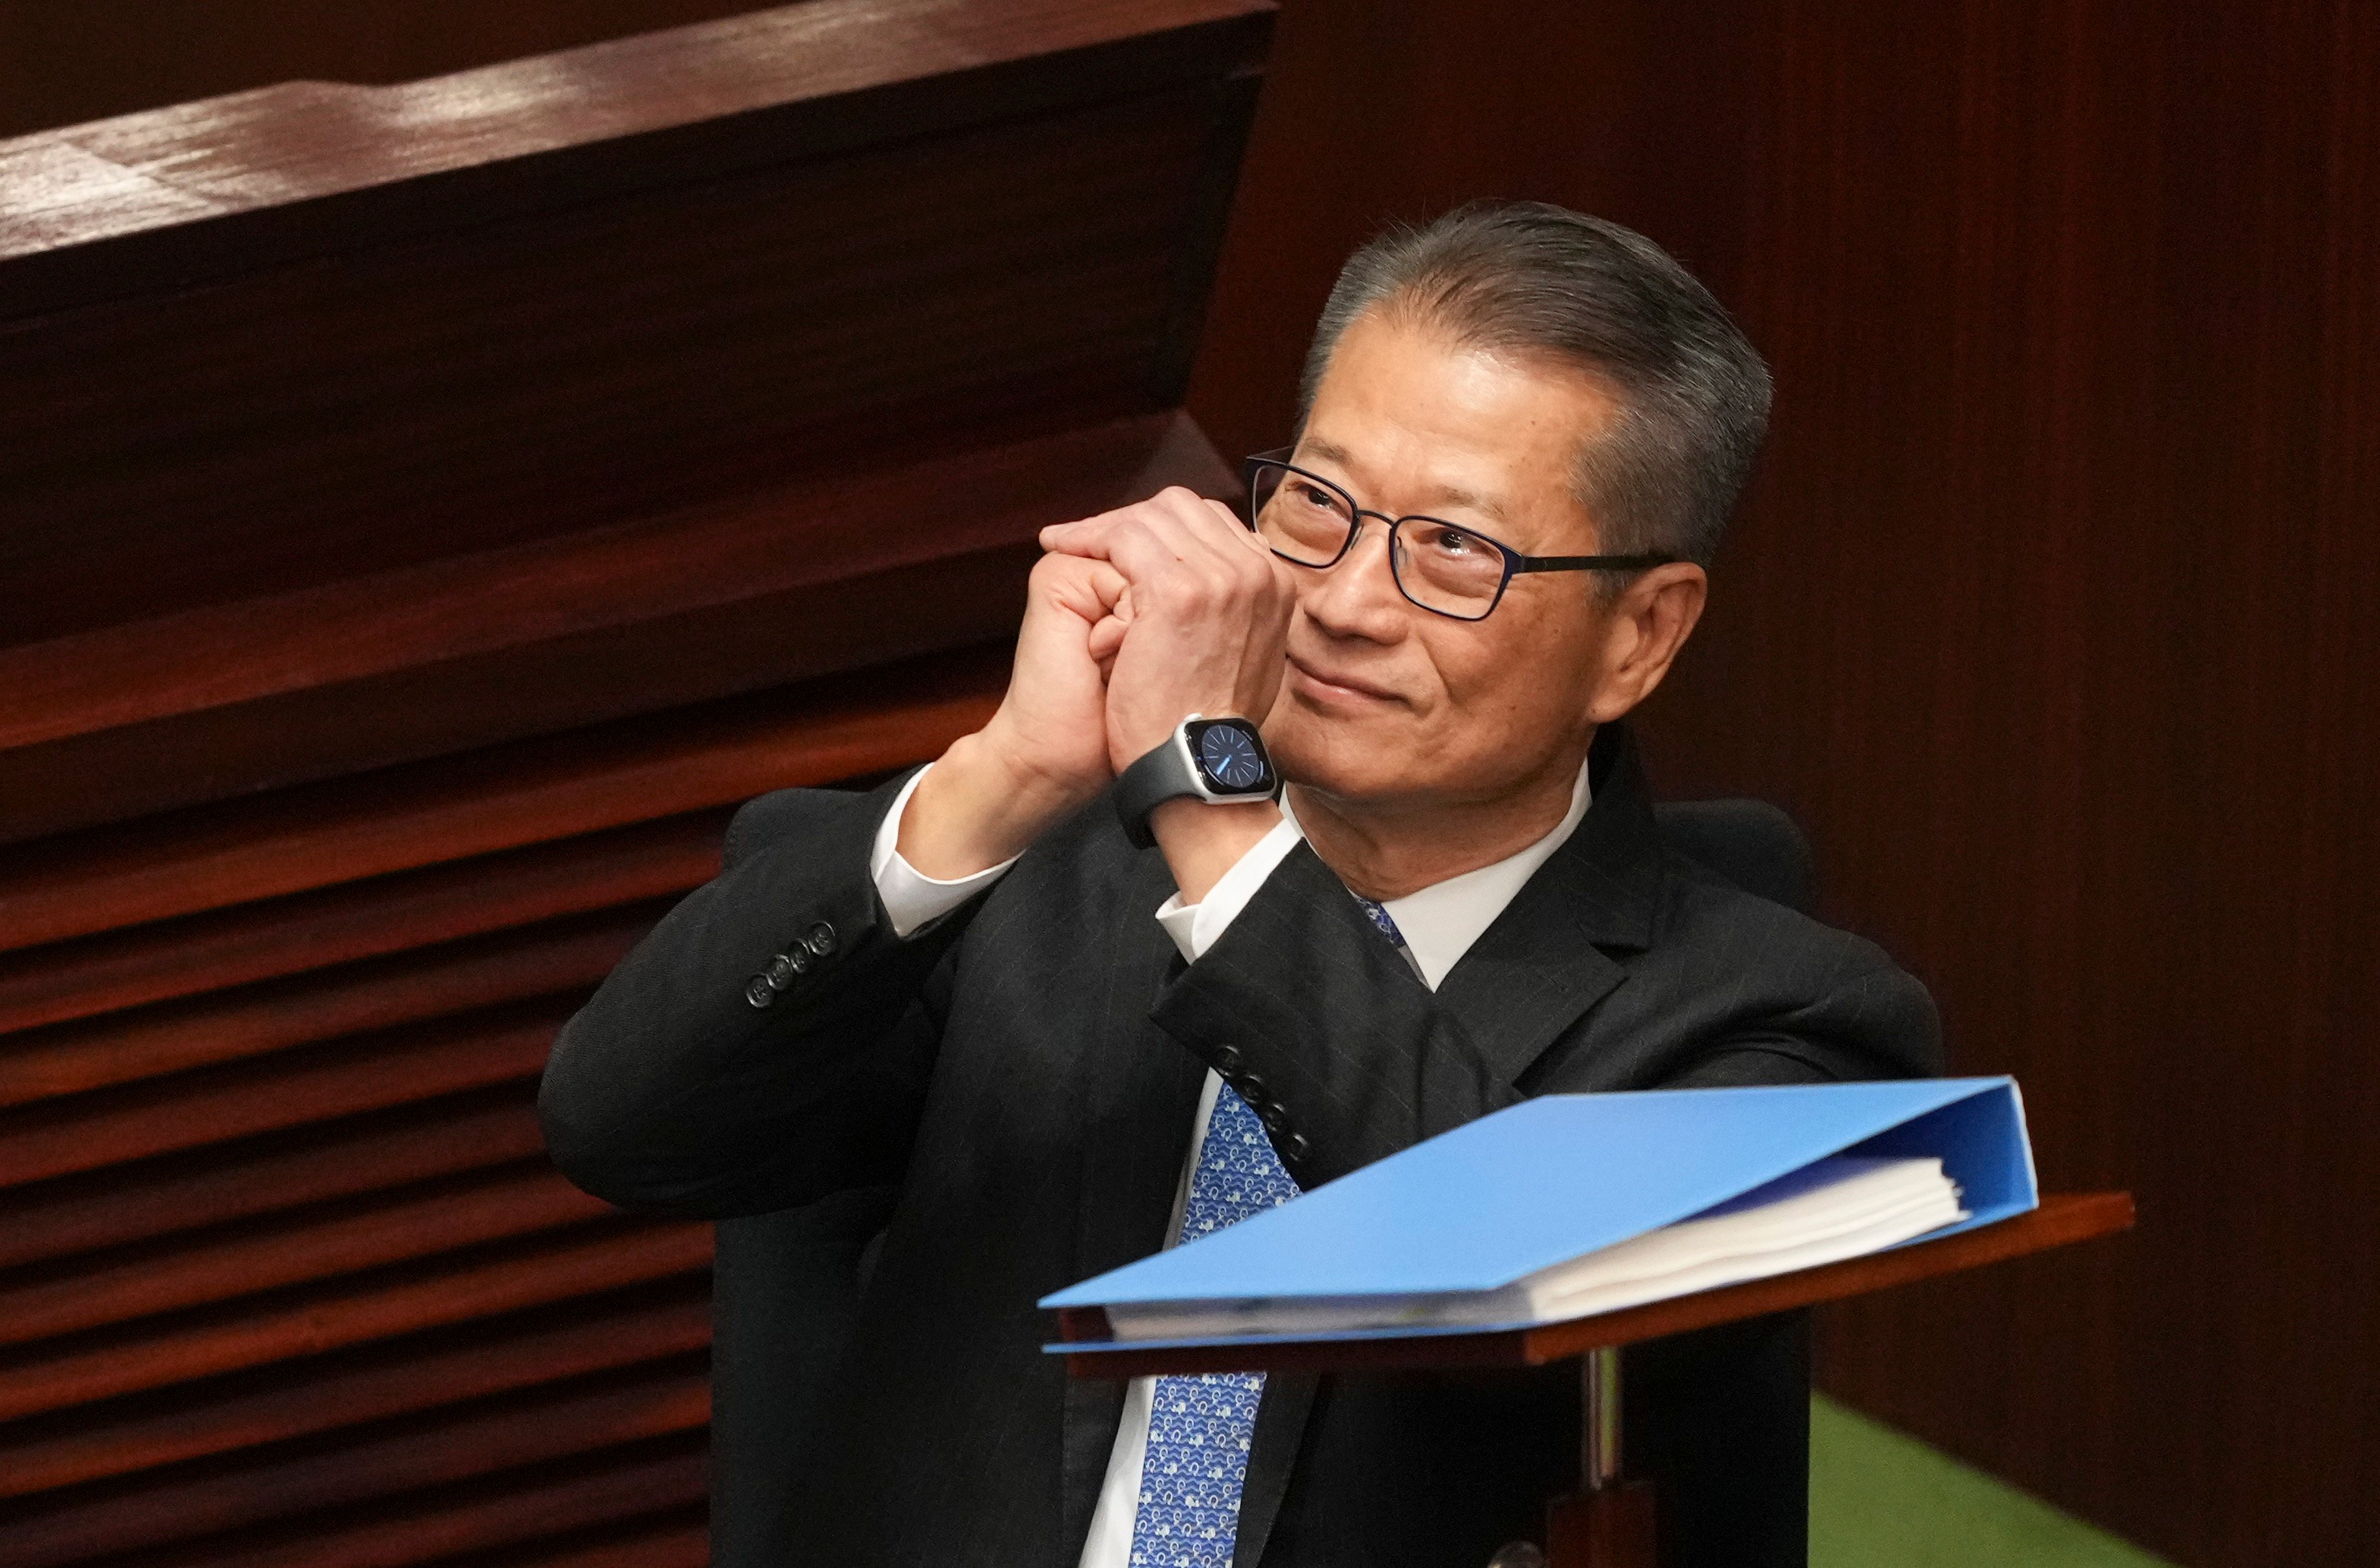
[{"left": 1062, "top": 1191, "right": 2135, "bottom": 1379}]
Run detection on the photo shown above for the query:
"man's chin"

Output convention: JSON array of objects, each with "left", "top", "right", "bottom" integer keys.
[{"left": 1264, "top": 711, "right": 1407, "bottom": 805}]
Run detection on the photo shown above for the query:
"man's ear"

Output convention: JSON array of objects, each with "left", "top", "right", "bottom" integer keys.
[{"left": 1585, "top": 562, "right": 1708, "bottom": 724}]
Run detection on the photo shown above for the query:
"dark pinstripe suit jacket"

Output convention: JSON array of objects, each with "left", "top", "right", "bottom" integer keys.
[{"left": 539, "top": 723, "right": 1941, "bottom": 1567}]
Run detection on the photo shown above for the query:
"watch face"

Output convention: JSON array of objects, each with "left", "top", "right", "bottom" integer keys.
[{"left": 1194, "top": 721, "right": 1271, "bottom": 792}]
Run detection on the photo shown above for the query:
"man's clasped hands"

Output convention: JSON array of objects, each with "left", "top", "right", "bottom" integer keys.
[{"left": 894, "top": 488, "right": 1301, "bottom": 899}]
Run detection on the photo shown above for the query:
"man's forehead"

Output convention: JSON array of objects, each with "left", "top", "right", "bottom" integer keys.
[
  {"left": 1296, "top": 433, "right": 1519, "bottom": 524},
  {"left": 1298, "top": 314, "right": 1616, "bottom": 530}
]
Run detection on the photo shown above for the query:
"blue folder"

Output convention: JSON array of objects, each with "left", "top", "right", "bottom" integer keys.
[{"left": 1046, "top": 1077, "right": 2036, "bottom": 1351}]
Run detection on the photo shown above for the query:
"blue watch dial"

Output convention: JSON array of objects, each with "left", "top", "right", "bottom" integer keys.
[{"left": 1196, "top": 723, "right": 1268, "bottom": 790}]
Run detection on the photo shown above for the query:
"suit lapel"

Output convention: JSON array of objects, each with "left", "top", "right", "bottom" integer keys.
[
  {"left": 1060, "top": 846, "right": 1209, "bottom": 1554},
  {"left": 1433, "top": 721, "right": 1665, "bottom": 1087},
  {"left": 1235, "top": 1371, "right": 1318, "bottom": 1565}
]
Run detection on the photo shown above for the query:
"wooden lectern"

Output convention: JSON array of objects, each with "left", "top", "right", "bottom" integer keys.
[{"left": 1063, "top": 1191, "right": 2135, "bottom": 1567}]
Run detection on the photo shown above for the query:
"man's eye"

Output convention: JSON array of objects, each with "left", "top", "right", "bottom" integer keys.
[
  {"left": 1289, "top": 480, "right": 1337, "bottom": 509},
  {"left": 1427, "top": 526, "right": 1485, "bottom": 556}
]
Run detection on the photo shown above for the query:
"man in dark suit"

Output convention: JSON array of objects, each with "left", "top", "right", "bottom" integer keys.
[{"left": 540, "top": 202, "right": 1940, "bottom": 1567}]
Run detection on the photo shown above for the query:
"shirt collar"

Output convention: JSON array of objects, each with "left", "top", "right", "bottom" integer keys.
[{"left": 1282, "top": 752, "right": 1595, "bottom": 992}]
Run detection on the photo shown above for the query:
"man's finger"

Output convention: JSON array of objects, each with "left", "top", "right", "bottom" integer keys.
[
  {"left": 1039, "top": 494, "right": 1177, "bottom": 558},
  {"left": 1036, "top": 552, "right": 1129, "bottom": 603},
  {"left": 1032, "top": 552, "right": 1130, "bottom": 620},
  {"left": 1208, "top": 495, "right": 1277, "bottom": 560},
  {"left": 1086, "top": 612, "right": 1129, "bottom": 664},
  {"left": 1047, "top": 513, "right": 1186, "bottom": 589},
  {"left": 1038, "top": 511, "right": 1119, "bottom": 557},
  {"left": 1106, "top": 494, "right": 1255, "bottom": 587},
  {"left": 1041, "top": 487, "right": 1246, "bottom": 563}
]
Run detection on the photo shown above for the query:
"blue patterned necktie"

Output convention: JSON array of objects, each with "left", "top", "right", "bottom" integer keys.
[
  {"left": 1127, "top": 896, "right": 1415, "bottom": 1567},
  {"left": 1352, "top": 895, "right": 1424, "bottom": 982}
]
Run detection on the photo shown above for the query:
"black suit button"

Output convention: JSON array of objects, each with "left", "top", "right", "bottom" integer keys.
[
  {"left": 743, "top": 977, "right": 775, "bottom": 1008},
  {"left": 1259, "top": 1102, "right": 1290, "bottom": 1133},
  {"left": 805, "top": 921, "right": 838, "bottom": 956},
  {"left": 1284, "top": 1132, "right": 1310, "bottom": 1161},
  {"left": 764, "top": 951, "right": 803, "bottom": 989},
  {"left": 1212, "top": 1044, "right": 1243, "bottom": 1071},
  {"left": 1231, "top": 1073, "right": 1267, "bottom": 1102}
]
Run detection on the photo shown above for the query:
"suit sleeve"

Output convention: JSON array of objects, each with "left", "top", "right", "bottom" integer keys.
[
  {"left": 1657, "top": 944, "right": 1946, "bottom": 1090},
  {"left": 1145, "top": 844, "right": 1529, "bottom": 1187},
  {"left": 1146, "top": 844, "right": 1942, "bottom": 1188},
  {"left": 539, "top": 774, "right": 971, "bottom": 1219}
]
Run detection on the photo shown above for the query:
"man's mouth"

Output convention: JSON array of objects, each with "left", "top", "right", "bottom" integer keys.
[{"left": 1286, "top": 653, "right": 1401, "bottom": 705}]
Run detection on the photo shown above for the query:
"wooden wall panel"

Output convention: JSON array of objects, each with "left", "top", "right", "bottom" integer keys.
[
  {"left": 0, "top": 4, "right": 1269, "bottom": 1563},
  {"left": 1186, "top": 3, "right": 2376, "bottom": 1564},
  {"left": 0, "top": 658, "right": 1011, "bottom": 1559}
]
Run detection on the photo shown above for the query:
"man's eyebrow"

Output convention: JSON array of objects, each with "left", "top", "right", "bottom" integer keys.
[
  {"left": 1422, "top": 484, "right": 1509, "bottom": 523},
  {"left": 1296, "top": 438, "right": 1511, "bottom": 522}
]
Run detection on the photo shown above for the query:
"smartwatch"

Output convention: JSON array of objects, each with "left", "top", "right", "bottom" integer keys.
[{"left": 1114, "top": 714, "right": 1279, "bottom": 849}]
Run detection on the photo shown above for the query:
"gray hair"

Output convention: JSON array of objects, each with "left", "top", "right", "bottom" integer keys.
[{"left": 1300, "top": 202, "right": 1771, "bottom": 567}]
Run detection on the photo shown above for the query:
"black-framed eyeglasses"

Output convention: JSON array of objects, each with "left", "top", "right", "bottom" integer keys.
[{"left": 1240, "top": 451, "right": 1677, "bottom": 621}]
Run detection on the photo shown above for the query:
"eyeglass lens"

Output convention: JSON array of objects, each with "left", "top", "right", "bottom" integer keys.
[{"left": 1248, "top": 462, "right": 1505, "bottom": 618}]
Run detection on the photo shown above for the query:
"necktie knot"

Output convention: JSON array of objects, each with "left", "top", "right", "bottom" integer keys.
[
  {"left": 1352, "top": 894, "right": 1403, "bottom": 945},
  {"left": 1352, "top": 895, "right": 1424, "bottom": 982}
]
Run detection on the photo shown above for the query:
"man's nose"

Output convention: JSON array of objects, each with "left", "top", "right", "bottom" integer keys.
[{"left": 1298, "top": 517, "right": 1409, "bottom": 636}]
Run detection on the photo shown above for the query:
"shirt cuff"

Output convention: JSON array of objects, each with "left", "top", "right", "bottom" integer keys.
[
  {"left": 1153, "top": 813, "right": 1305, "bottom": 964},
  {"left": 870, "top": 765, "right": 1021, "bottom": 939}
]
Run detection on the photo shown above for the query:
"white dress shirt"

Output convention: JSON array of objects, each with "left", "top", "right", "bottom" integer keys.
[{"left": 865, "top": 758, "right": 1594, "bottom": 1567}]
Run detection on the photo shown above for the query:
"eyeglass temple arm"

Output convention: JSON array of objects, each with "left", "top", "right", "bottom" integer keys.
[{"left": 1510, "top": 554, "right": 1680, "bottom": 574}]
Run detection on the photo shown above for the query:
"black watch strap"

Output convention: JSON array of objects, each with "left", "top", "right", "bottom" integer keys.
[{"left": 1114, "top": 731, "right": 1202, "bottom": 850}]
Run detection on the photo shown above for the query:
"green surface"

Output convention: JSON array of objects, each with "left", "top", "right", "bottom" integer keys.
[{"left": 1810, "top": 1396, "right": 2173, "bottom": 1568}]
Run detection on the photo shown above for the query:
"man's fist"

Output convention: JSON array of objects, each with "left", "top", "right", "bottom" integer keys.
[
  {"left": 895, "top": 550, "right": 1126, "bottom": 880},
  {"left": 975, "top": 550, "right": 1132, "bottom": 799},
  {"left": 1039, "top": 486, "right": 1298, "bottom": 770},
  {"left": 896, "top": 485, "right": 1290, "bottom": 888}
]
